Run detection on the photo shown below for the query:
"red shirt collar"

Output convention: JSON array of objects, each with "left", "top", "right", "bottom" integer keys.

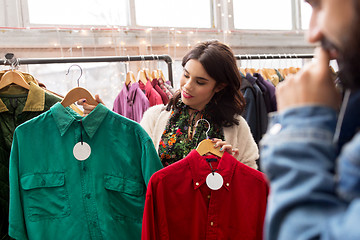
[{"left": 186, "top": 150, "right": 237, "bottom": 191}]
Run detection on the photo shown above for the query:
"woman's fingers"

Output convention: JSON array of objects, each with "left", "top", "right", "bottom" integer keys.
[
  {"left": 76, "top": 94, "right": 105, "bottom": 116},
  {"left": 211, "top": 138, "right": 238, "bottom": 157}
]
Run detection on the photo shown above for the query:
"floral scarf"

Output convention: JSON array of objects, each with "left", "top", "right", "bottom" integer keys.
[{"left": 158, "top": 100, "right": 224, "bottom": 167}]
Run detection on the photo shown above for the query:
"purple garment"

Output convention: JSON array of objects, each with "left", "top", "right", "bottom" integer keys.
[
  {"left": 253, "top": 73, "right": 277, "bottom": 112},
  {"left": 112, "top": 82, "right": 150, "bottom": 123},
  {"left": 246, "top": 73, "right": 271, "bottom": 113}
]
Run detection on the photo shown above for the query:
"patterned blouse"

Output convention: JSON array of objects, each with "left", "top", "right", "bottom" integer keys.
[{"left": 158, "top": 100, "right": 224, "bottom": 167}]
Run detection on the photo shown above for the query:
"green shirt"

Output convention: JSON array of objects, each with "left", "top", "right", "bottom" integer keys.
[
  {"left": 9, "top": 102, "right": 163, "bottom": 240},
  {"left": 0, "top": 82, "right": 61, "bottom": 240}
]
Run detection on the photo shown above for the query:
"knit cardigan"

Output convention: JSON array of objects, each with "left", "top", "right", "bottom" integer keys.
[{"left": 140, "top": 104, "right": 259, "bottom": 169}]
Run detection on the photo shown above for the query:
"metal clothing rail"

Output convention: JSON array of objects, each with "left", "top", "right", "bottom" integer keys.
[
  {"left": 234, "top": 53, "right": 314, "bottom": 60},
  {"left": 1, "top": 53, "right": 174, "bottom": 86}
]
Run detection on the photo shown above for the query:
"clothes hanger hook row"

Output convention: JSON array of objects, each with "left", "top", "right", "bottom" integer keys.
[
  {"left": 194, "top": 118, "right": 211, "bottom": 139},
  {"left": 66, "top": 64, "right": 83, "bottom": 87}
]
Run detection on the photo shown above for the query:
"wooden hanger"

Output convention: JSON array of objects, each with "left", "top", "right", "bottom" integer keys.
[
  {"left": 195, "top": 119, "right": 223, "bottom": 158},
  {"left": 60, "top": 64, "right": 98, "bottom": 108},
  {"left": 151, "top": 69, "right": 159, "bottom": 79},
  {"left": 0, "top": 70, "right": 30, "bottom": 90},
  {"left": 196, "top": 139, "right": 223, "bottom": 157},
  {"left": 158, "top": 69, "right": 166, "bottom": 80},
  {"left": 125, "top": 71, "right": 136, "bottom": 86},
  {"left": 260, "top": 68, "right": 270, "bottom": 80},
  {"left": 61, "top": 87, "right": 98, "bottom": 107},
  {"left": 239, "top": 68, "right": 246, "bottom": 77},
  {"left": 137, "top": 70, "right": 148, "bottom": 85},
  {"left": 143, "top": 68, "right": 152, "bottom": 81},
  {"left": 288, "top": 66, "right": 298, "bottom": 74}
]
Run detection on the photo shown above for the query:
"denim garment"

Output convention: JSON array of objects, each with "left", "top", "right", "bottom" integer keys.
[{"left": 261, "top": 106, "right": 360, "bottom": 240}]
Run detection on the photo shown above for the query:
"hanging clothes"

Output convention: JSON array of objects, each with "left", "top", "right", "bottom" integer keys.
[
  {"left": 241, "top": 73, "right": 268, "bottom": 146},
  {"left": 246, "top": 73, "right": 270, "bottom": 114},
  {"left": 157, "top": 77, "right": 173, "bottom": 99},
  {"left": 275, "top": 69, "right": 285, "bottom": 83},
  {"left": 151, "top": 78, "right": 169, "bottom": 105},
  {"left": 113, "top": 82, "right": 150, "bottom": 123},
  {"left": 139, "top": 80, "right": 163, "bottom": 106},
  {"left": 8, "top": 102, "right": 163, "bottom": 240},
  {"left": 0, "top": 81, "right": 61, "bottom": 240},
  {"left": 142, "top": 150, "right": 268, "bottom": 240},
  {"left": 253, "top": 73, "right": 277, "bottom": 113},
  {"left": 164, "top": 81, "right": 175, "bottom": 95}
]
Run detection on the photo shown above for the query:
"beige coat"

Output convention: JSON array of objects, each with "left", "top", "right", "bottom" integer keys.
[{"left": 140, "top": 105, "right": 259, "bottom": 169}]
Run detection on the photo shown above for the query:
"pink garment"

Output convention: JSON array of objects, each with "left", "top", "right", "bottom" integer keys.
[{"left": 113, "top": 82, "right": 150, "bottom": 122}]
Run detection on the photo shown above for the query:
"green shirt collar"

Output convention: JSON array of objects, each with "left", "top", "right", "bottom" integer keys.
[{"left": 51, "top": 102, "right": 108, "bottom": 138}]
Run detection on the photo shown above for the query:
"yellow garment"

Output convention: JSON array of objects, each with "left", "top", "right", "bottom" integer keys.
[
  {"left": 0, "top": 82, "right": 45, "bottom": 113},
  {"left": 0, "top": 70, "right": 39, "bottom": 86},
  {"left": 0, "top": 71, "right": 84, "bottom": 115}
]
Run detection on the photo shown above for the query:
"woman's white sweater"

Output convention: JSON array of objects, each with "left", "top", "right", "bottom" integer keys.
[{"left": 140, "top": 104, "right": 259, "bottom": 169}]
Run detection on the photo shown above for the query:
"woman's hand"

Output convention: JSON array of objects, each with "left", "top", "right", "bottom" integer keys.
[
  {"left": 77, "top": 94, "right": 105, "bottom": 116},
  {"left": 211, "top": 138, "right": 239, "bottom": 158}
]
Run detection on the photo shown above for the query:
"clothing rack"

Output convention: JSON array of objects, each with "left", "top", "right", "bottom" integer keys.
[
  {"left": 234, "top": 53, "right": 314, "bottom": 60},
  {"left": 1, "top": 53, "right": 174, "bottom": 86}
]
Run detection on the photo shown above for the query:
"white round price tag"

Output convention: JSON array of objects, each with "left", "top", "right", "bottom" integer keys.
[
  {"left": 206, "top": 172, "right": 223, "bottom": 190},
  {"left": 73, "top": 142, "right": 91, "bottom": 161}
]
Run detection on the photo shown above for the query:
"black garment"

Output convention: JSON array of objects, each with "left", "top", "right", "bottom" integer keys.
[{"left": 241, "top": 75, "right": 268, "bottom": 145}]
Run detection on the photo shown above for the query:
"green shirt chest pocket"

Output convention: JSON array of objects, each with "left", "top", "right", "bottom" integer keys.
[
  {"left": 21, "top": 172, "right": 70, "bottom": 222},
  {"left": 104, "top": 174, "right": 145, "bottom": 223}
]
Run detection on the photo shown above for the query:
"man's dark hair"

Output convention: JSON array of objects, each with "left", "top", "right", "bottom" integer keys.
[{"left": 337, "top": 0, "right": 360, "bottom": 90}]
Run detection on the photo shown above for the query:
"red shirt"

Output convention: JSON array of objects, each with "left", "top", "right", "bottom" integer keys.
[
  {"left": 142, "top": 150, "right": 269, "bottom": 240},
  {"left": 139, "top": 81, "right": 163, "bottom": 106}
]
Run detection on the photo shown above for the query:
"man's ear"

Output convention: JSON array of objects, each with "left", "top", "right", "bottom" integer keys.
[{"left": 215, "top": 83, "right": 227, "bottom": 93}]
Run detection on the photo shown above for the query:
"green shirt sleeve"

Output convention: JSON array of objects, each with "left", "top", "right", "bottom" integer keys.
[{"left": 141, "top": 136, "right": 163, "bottom": 186}]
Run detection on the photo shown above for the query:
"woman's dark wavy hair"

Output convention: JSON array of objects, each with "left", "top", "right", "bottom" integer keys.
[{"left": 166, "top": 40, "right": 246, "bottom": 127}]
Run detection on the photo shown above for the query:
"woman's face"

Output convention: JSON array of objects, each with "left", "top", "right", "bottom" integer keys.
[{"left": 180, "top": 59, "right": 223, "bottom": 111}]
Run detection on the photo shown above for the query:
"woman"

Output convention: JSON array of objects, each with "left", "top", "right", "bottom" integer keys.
[
  {"left": 140, "top": 40, "right": 258, "bottom": 169},
  {"left": 80, "top": 40, "right": 258, "bottom": 169}
]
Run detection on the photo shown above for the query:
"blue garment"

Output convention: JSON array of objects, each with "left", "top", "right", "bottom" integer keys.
[{"left": 260, "top": 105, "right": 360, "bottom": 240}]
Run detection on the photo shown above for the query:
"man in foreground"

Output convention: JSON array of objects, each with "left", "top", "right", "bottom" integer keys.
[{"left": 260, "top": 0, "right": 360, "bottom": 239}]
